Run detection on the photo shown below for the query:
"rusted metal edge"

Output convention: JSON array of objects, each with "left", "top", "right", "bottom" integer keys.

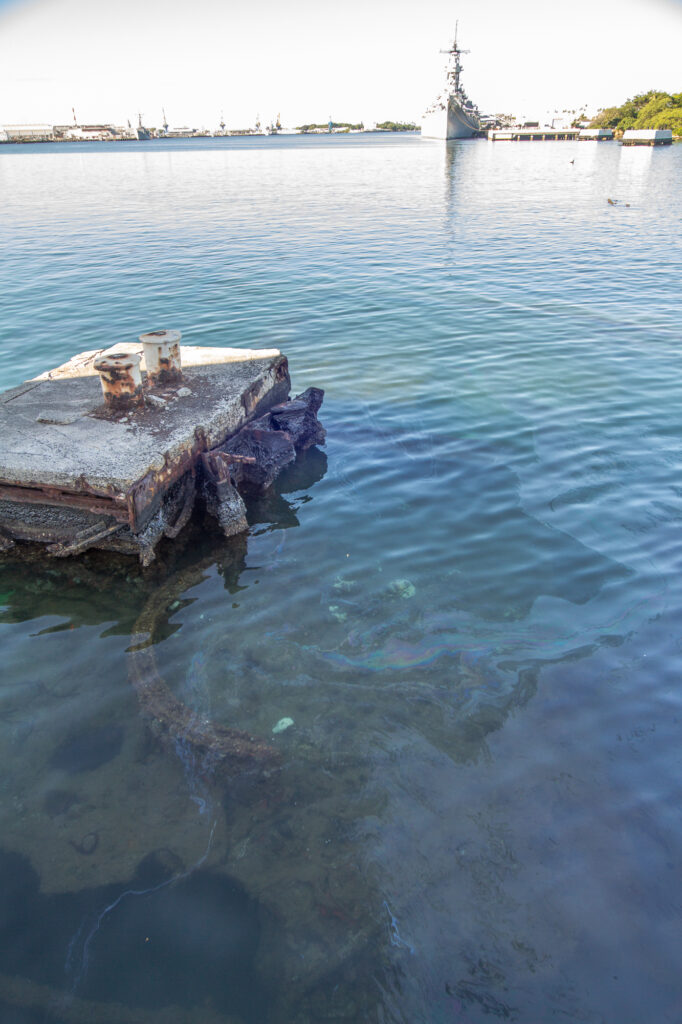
[
  {"left": 0, "top": 483, "right": 129, "bottom": 522},
  {"left": 128, "top": 436, "right": 204, "bottom": 533},
  {"left": 162, "top": 474, "right": 196, "bottom": 539},
  {"left": 46, "top": 520, "right": 125, "bottom": 558},
  {"left": 128, "top": 358, "right": 290, "bottom": 533},
  {"left": 241, "top": 356, "right": 290, "bottom": 416}
]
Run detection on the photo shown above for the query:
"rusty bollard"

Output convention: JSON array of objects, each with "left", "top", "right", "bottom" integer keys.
[
  {"left": 93, "top": 351, "right": 144, "bottom": 409},
  {"left": 139, "top": 329, "right": 183, "bottom": 386}
]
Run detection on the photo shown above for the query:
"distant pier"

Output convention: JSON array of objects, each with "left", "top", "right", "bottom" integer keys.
[
  {"left": 622, "top": 129, "right": 673, "bottom": 146},
  {"left": 577, "top": 129, "right": 614, "bottom": 141},
  {"left": 488, "top": 127, "right": 580, "bottom": 142},
  {"left": 487, "top": 126, "right": 675, "bottom": 145},
  {"left": 488, "top": 127, "right": 586, "bottom": 142}
]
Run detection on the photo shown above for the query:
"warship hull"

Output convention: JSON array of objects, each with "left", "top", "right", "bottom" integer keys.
[{"left": 420, "top": 97, "right": 479, "bottom": 140}]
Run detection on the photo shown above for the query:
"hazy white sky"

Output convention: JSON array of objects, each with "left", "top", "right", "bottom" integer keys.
[{"left": 0, "top": 0, "right": 680, "bottom": 128}]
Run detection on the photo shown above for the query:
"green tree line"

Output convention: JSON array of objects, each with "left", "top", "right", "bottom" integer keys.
[
  {"left": 295, "top": 121, "right": 417, "bottom": 133},
  {"left": 296, "top": 122, "right": 364, "bottom": 132},
  {"left": 590, "top": 90, "right": 682, "bottom": 135},
  {"left": 374, "top": 121, "right": 418, "bottom": 132}
]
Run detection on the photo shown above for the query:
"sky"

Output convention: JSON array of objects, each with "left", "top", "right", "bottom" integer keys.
[{"left": 0, "top": 0, "right": 680, "bottom": 129}]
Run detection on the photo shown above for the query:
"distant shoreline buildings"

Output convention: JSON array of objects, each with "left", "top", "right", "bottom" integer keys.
[{"left": 0, "top": 116, "right": 420, "bottom": 144}]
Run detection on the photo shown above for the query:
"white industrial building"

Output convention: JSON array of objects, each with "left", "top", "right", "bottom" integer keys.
[{"left": 0, "top": 124, "right": 54, "bottom": 142}]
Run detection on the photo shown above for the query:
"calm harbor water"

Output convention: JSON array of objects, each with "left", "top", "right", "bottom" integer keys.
[{"left": 1, "top": 134, "right": 682, "bottom": 1023}]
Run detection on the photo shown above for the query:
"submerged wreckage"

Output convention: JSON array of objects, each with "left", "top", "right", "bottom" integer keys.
[{"left": 0, "top": 330, "right": 325, "bottom": 564}]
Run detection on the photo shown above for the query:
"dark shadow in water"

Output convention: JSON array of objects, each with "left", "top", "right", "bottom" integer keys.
[
  {"left": 49, "top": 724, "right": 124, "bottom": 774},
  {"left": 333, "top": 413, "right": 633, "bottom": 621},
  {"left": 429, "top": 451, "right": 633, "bottom": 620},
  {"left": 0, "top": 846, "right": 269, "bottom": 1022},
  {"left": 246, "top": 445, "right": 328, "bottom": 530},
  {"left": 0, "top": 1005, "right": 48, "bottom": 1024},
  {"left": 43, "top": 789, "right": 79, "bottom": 819}
]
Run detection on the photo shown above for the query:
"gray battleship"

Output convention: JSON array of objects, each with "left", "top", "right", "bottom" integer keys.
[
  {"left": 421, "top": 25, "right": 481, "bottom": 140},
  {"left": 136, "top": 113, "right": 152, "bottom": 141}
]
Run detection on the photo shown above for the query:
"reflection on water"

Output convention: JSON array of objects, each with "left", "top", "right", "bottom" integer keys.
[{"left": 1, "top": 136, "right": 682, "bottom": 1023}]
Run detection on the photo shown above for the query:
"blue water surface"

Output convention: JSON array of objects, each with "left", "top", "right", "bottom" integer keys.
[{"left": 1, "top": 134, "right": 682, "bottom": 1023}]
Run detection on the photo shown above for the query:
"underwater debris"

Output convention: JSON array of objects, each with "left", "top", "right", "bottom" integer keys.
[
  {"left": 272, "top": 717, "right": 294, "bottom": 734},
  {"left": 386, "top": 578, "right": 416, "bottom": 600},
  {"left": 221, "top": 388, "right": 326, "bottom": 493},
  {"left": 50, "top": 725, "right": 124, "bottom": 774},
  {"left": 333, "top": 575, "right": 358, "bottom": 594},
  {"left": 129, "top": 559, "right": 281, "bottom": 777},
  {"left": 69, "top": 831, "right": 99, "bottom": 856}
]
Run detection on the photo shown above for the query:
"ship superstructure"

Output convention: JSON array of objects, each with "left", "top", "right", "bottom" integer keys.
[
  {"left": 421, "top": 25, "right": 481, "bottom": 140},
  {"left": 136, "top": 113, "right": 152, "bottom": 141}
]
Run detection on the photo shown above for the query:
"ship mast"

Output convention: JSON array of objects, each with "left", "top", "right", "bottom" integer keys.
[{"left": 440, "top": 20, "right": 470, "bottom": 98}]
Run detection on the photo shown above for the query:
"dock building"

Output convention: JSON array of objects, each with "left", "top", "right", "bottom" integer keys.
[
  {"left": 487, "top": 127, "right": 621, "bottom": 143},
  {"left": 53, "top": 124, "right": 129, "bottom": 141},
  {"left": 0, "top": 124, "right": 54, "bottom": 142},
  {"left": 578, "top": 128, "right": 614, "bottom": 140},
  {"left": 622, "top": 129, "right": 673, "bottom": 146},
  {"left": 488, "top": 127, "right": 581, "bottom": 141}
]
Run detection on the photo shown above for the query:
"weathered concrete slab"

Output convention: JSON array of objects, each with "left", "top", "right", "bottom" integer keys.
[
  {"left": 33, "top": 343, "right": 283, "bottom": 381},
  {"left": 0, "top": 342, "right": 328, "bottom": 563},
  {"left": 0, "top": 345, "right": 290, "bottom": 532}
]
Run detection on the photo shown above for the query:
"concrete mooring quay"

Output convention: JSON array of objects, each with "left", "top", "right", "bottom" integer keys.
[
  {"left": 0, "top": 333, "right": 325, "bottom": 564},
  {"left": 487, "top": 127, "right": 674, "bottom": 145}
]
